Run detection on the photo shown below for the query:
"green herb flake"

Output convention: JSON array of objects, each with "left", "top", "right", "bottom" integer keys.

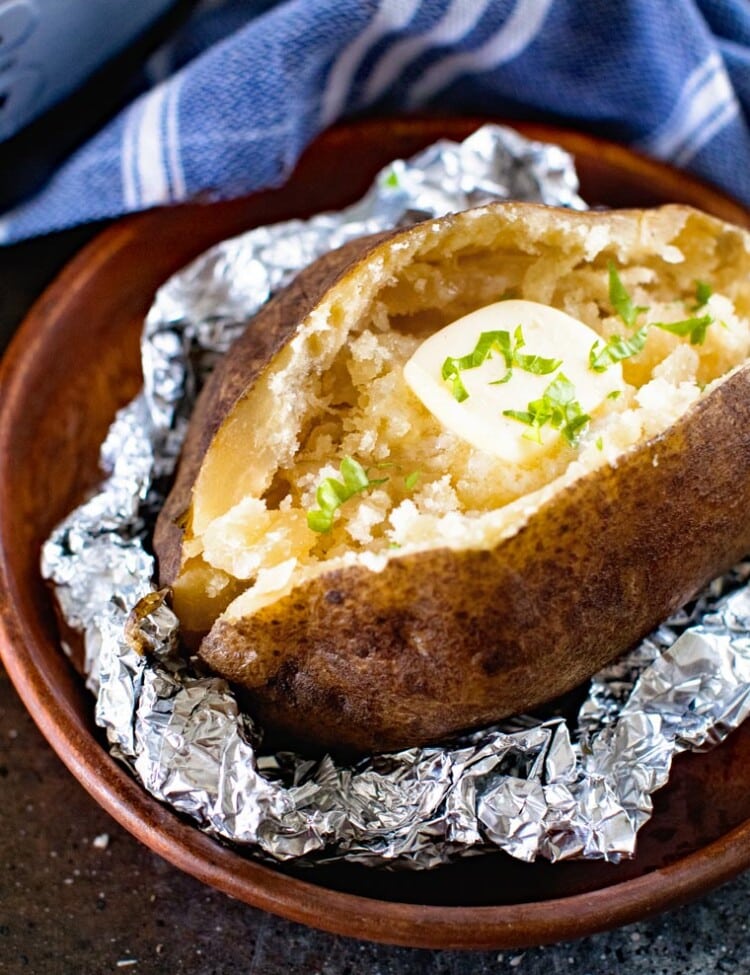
[
  {"left": 653, "top": 314, "right": 713, "bottom": 345},
  {"left": 442, "top": 325, "right": 561, "bottom": 401},
  {"left": 595, "top": 436, "right": 604, "bottom": 451},
  {"left": 307, "top": 457, "right": 385, "bottom": 534},
  {"left": 306, "top": 509, "right": 334, "bottom": 533},
  {"left": 503, "top": 373, "right": 590, "bottom": 447},
  {"left": 339, "top": 455, "right": 370, "bottom": 494},
  {"left": 588, "top": 325, "right": 649, "bottom": 372},
  {"left": 404, "top": 470, "right": 421, "bottom": 490},
  {"left": 316, "top": 478, "right": 347, "bottom": 511},
  {"left": 442, "top": 329, "right": 515, "bottom": 400},
  {"left": 607, "top": 389, "right": 622, "bottom": 400},
  {"left": 694, "top": 280, "right": 712, "bottom": 308},
  {"left": 512, "top": 351, "right": 563, "bottom": 376},
  {"left": 441, "top": 358, "right": 470, "bottom": 401},
  {"left": 384, "top": 170, "right": 400, "bottom": 188},
  {"left": 608, "top": 261, "right": 648, "bottom": 328}
]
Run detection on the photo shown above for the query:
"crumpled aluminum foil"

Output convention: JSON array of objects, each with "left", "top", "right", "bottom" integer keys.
[{"left": 41, "top": 125, "right": 750, "bottom": 867}]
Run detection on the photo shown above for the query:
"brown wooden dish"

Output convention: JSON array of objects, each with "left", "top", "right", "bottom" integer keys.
[{"left": 0, "top": 118, "right": 749, "bottom": 950}]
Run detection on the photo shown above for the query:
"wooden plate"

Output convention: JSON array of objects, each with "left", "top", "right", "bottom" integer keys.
[{"left": 1, "top": 118, "right": 749, "bottom": 950}]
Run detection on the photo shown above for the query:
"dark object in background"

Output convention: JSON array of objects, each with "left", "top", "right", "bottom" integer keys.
[{"left": 0, "top": 0, "right": 195, "bottom": 213}]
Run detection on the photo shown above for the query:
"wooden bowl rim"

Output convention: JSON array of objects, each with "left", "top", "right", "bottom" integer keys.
[{"left": 0, "top": 118, "right": 749, "bottom": 950}]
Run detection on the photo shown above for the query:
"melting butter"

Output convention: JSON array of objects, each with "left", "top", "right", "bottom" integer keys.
[{"left": 403, "top": 300, "right": 624, "bottom": 462}]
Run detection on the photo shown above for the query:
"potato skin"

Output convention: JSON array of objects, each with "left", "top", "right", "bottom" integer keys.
[{"left": 201, "top": 362, "right": 750, "bottom": 754}]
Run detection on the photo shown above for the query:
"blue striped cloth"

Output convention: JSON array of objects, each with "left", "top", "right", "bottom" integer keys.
[{"left": 1, "top": 0, "right": 749, "bottom": 243}]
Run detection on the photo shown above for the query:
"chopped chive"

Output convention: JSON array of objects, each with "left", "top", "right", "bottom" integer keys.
[
  {"left": 503, "top": 373, "right": 590, "bottom": 446},
  {"left": 608, "top": 261, "right": 648, "bottom": 328},
  {"left": 652, "top": 314, "right": 714, "bottom": 345},
  {"left": 404, "top": 471, "right": 421, "bottom": 490},
  {"left": 307, "top": 457, "right": 387, "bottom": 534},
  {"left": 589, "top": 325, "right": 649, "bottom": 372},
  {"left": 442, "top": 325, "right": 561, "bottom": 401},
  {"left": 694, "top": 280, "right": 712, "bottom": 308}
]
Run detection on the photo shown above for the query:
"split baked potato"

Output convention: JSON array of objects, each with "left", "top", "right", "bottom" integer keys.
[{"left": 154, "top": 202, "right": 750, "bottom": 754}]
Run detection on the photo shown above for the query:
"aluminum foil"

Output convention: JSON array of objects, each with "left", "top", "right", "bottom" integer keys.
[{"left": 41, "top": 125, "right": 750, "bottom": 867}]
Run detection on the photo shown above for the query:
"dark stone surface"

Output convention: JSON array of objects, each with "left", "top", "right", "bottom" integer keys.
[{"left": 1, "top": 222, "right": 748, "bottom": 975}]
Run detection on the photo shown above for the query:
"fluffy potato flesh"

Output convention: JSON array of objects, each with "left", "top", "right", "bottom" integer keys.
[{"left": 156, "top": 202, "right": 750, "bottom": 752}]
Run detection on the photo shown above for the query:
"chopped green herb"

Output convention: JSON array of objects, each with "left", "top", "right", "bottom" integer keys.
[
  {"left": 306, "top": 509, "right": 334, "bottom": 533},
  {"left": 588, "top": 325, "right": 649, "bottom": 372},
  {"left": 603, "top": 266, "right": 714, "bottom": 352},
  {"left": 694, "top": 280, "right": 712, "bottom": 308},
  {"left": 442, "top": 328, "right": 515, "bottom": 399},
  {"left": 608, "top": 261, "right": 648, "bottom": 328},
  {"left": 442, "top": 325, "right": 560, "bottom": 401},
  {"left": 653, "top": 314, "right": 713, "bottom": 345},
  {"left": 607, "top": 389, "right": 622, "bottom": 400},
  {"left": 562, "top": 412, "right": 592, "bottom": 445},
  {"left": 339, "top": 455, "right": 370, "bottom": 494},
  {"left": 404, "top": 470, "right": 421, "bottom": 490},
  {"left": 511, "top": 351, "right": 564, "bottom": 376},
  {"left": 503, "top": 373, "right": 591, "bottom": 446},
  {"left": 384, "top": 170, "right": 400, "bottom": 188},
  {"left": 595, "top": 436, "right": 604, "bottom": 451},
  {"left": 307, "top": 457, "right": 386, "bottom": 533},
  {"left": 441, "top": 364, "right": 469, "bottom": 401}
]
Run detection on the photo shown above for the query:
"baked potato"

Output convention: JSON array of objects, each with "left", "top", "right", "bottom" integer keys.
[{"left": 154, "top": 201, "right": 750, "bottom": 754}]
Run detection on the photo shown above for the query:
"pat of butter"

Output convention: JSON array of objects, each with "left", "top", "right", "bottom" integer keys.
[{"left": 403, "top": 300, "right": 623, "bottom": 462}]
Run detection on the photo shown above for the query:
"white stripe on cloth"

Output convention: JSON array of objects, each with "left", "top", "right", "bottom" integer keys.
[
  {"left": 135, "top": 85, "right": 171, "bottom": 207},
  {"left": 638, "top": 52, "right": 735, "bottom": 161},
  {"left": 362, "top": 0, "right": 494, "bottom": 105},
  {"left": 121, "top": 100, "right": 142, "bottom": 210},
  {"left": 319, "top": 0, "right": 422, "bottom": 128},
  {"left": 675, "top": 96, "right": 739, "bottom": 167},
  {"left": 170, "top": 118, "right": 295, "bottom": 150},
  {"left": 406, "top": 0, "right": 554, "bottom": 107},
  {"left": 164, "top": 75, "right": 186, "bottom": 200}
]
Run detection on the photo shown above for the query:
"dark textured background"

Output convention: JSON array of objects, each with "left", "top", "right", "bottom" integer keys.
[{"left": 0, "top": 224, "right": 749, "bottom": 975}]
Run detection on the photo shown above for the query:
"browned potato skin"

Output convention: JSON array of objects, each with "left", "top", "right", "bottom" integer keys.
[
  {"left": 155, "top": 204, "right": 750, "bottom": 755},
  {"left": 196, "top": 362, "right": 750, "bottom": 754}
]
